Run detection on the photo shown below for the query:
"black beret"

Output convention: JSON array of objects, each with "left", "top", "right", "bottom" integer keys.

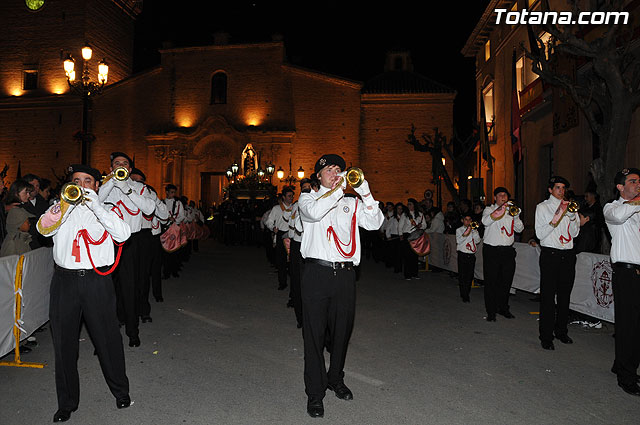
[
  {"left": 165, "top": 184, "right": 177, "bottom": 191},
  {"left": 614, "top": 168, "right": 640, "bottom": 186},
  {"left": 314, "top": 154, "right": 346, "bottom": 174},
  {"left": 493, "top": 186, "right": 510, "bottom": 197},
  {"left": 548, "top": 176, "right": 570, "bottom": 189},
  {"left": 110, "top": 151, "right": 133, "bottom": 165},
  {"left": 68, "top": 164, "right": 101, "bottom": 183},
  {"left": 130, "top": 167, "right": 146, "bottom": 181}
]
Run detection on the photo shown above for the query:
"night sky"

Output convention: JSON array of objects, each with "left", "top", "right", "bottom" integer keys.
[{"left": 134, "top": 0, "right": 491, "bottom": 137}]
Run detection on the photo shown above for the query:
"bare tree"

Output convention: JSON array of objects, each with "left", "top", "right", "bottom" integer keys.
[{"left": 523, "top": 0, "right": 639, "bottom": 202}]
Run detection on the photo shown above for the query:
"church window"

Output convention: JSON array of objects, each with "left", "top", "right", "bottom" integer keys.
[{"left": 211, "top": 72, "right": 227, "bottom": 104}]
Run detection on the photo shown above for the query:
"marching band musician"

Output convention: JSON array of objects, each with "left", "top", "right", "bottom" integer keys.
[
  {"left": 298, "top": 154, "right": 383, "bottom": 418},
  {"left": 98, "top": 152, "right": 156, "bottom": 347},
  {"left": 288, "top": 178, "right": 312, "bottom": 329},
  {"left": 37, "top": 164, "right": 131, "bottom": 422},
  {"left": 398, "top": 198, "right": 427, "bottom": 280},
  {"left": 265, "top": 186, "right": 295, "bottom": 290},
  {"left": 535, "top": 176, "right": 581, "bottom": 350},
  {"left": 481, "top": 187, "right": 524, "bottom": 322},
  {"left": 604, "top": 168, "right": 640, "bottom": 396},
  {"left": 161, "top": 184, "right": 186, "bottom": 279},
  {"left": 148, "top": 185, "right": 169, "bottom": 302},
  {"left": 456, "top": 212, "right": 481, "bottom": 303}
]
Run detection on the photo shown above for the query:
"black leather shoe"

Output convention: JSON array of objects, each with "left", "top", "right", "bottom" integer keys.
[
  {"left": 307, "top": 397, "right": 324, "bottom": 418},
  {"left": 141, "top": 316, "right": 153, "bottom": 323},
  {"left": 327, "top": 383, "right": 353, "bottom": 400},
  {"left": 498, "top": 310, "right": 515, "bottom": 319},
  {"left": 486, "top": 314, "right": 496, "bottom": 322},
  {"left": 556, "top": 335, "right": 573, "bottom": 344},
  {"left": 611, "top": 365, "right": 640, "bottom": 383},
  {"left": 541, "top": 341, "right": 555, "bottom": 350},
  {"left": 116, "top": 396, "right": 131, "bottom": 409},
  {"left": 128, "top": 336, "right": 140, "bottom": 347},
  {"left": 619, "top": 382, "right": 640, "bottom": 396},
  {"left": 53, "top": 409, "right": 72, "bottom": 422},
  {"left": 155, "top": 296, "right": 164, "bottom": 302}
]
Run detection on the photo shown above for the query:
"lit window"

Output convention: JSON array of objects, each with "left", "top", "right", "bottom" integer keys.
[
  {"left": 23, "top": 69, "right": 38, "bottom": 90},
  {"left": 485, "top": 40, "right": 491, "bottom": 61},
  {"left": 211, "top": 72, "right": 227, "bottom": 105},
  {"left": 483, "top": 84, "right": 494, "bottom": 141}
]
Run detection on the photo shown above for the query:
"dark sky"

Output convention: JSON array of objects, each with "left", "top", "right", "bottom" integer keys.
[{"left": 134, "top": 0, "right": 491, "bottom": 136}]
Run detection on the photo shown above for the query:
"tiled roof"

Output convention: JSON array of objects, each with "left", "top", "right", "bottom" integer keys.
[{"left": 362, "top": 70, "right": 456, "bottom": 94}]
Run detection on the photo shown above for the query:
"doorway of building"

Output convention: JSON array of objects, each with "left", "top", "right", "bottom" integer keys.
[{"left": 200, "top": 172, "right": 226, "bottom": 209}]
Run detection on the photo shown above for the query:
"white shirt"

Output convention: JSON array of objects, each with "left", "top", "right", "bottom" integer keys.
[
  {"left": 535, "top": 195, "right": 580, "bottom": 250},
  {"left": 604, "top": 197, "right": 640, "bottom": 265},
  {"left": 426, "top": 211, "right": 445, "bottom": 234},
  {"left": 288, "top": 202, "right": 304, "bottom": 242},
  {"left": 145, "top": 191, "right": 169, "bottom": 236},
  {"left": 163, "top": 198, "right": 186, "bottom": 224},
  {"left": 398, "top": 211, "right": 427, "bottom": 235},
  {"left": 382, "top": 213, "right": 400, "bottom": 238},
  {"left": 481, "top": 203, "right": 524, "bottom": 246},
  {"left": 265, "top": 201, "right": 293, "bottom": 233},
  {"left": 99, "top": 178, "right": 155, "bottom": 233},
  {"left": 299, "top": 186, "right": 384, "bottom": 265},
  {"left": 456, "top": 226, "right": 481, "bottom": 254},
  {"left": 37, "top": 190, "right": 131, "bottom": 269}
]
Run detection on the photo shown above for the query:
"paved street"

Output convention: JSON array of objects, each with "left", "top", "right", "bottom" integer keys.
[{"left": 1, "top": 239, "right": 638, "bottom": 424}]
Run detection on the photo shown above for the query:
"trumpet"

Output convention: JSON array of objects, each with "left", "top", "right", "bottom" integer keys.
[
  {"left": 101, "top": 166, "right": 129, "bottom": 185},
  {"left": 470, "top": 221, "right": 479, "bottom": 229},
  {"left": 60, "top": 183, "right": 90, "bottom": 205},
  {"left": 344, "top": 167, "right": 364, "bottom": 188},
  {"left": 567, "top": 200, "right": 579, "bottom": 213},
  {"left": 507, "top": 201, "right": 521, "bottom": 216}
]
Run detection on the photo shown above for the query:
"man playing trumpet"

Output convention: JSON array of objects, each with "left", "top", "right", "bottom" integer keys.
[
  {"left": 37, "top": 164, "right": 132, "bottom": 422},
  {"left": 298, "top": 154, "right": 383, "bottom": 418},
  {"left": 534, "top": 176, "right": 581, "bottom": 350},
  {"left": 456, "top": 213, "right": 481, "bottom": 303}
]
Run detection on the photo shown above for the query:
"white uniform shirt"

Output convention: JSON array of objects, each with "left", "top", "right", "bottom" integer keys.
[
  {"left": 38, "top": 190, "right": 131, "bottom": 269},
  {"left": 184, "top": 205, "right": 196, "bottom": 223},
  {"left": 265, "top": 202, "right": 293, "bottom": 233},
  {"left": 426, "top": 211, "right": 445, "bottom": 234},
  {"left": 288, "top": 202, "right": 304, "bottom": 242},
  {"left": 481, "top": 203, "right": 524, "bottom": 246},
  {"left": 535, "top": 195, "right": 580, "bottom": 250},
  {"left": 299, "top": 186, "right": 384, "bottom": 266},
  {"left": 604, "top": 198, "right": 640, "bottom": 265},
  {"left": 398, "top": 211, "right": 427, "bottom": 235},
  {"left": 147, "top": 191, "right": 169, "bottom": 236},
  {"left": 163, "top": 198, "right": 186, "bottom": 224},
  {"left": 385, "top": 215, "right": 400, "bottom": 238},
  {"left": 99, "top": 178, "right": 155, "bottom": 233},
  {"left": 456, "top": 226, "right": 481, "bottom": 254}
]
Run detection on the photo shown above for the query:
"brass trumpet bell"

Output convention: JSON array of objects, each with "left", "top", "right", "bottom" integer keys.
[
  {"left": 345, "top": 167, "right": 364, "bottom": 188},
  {"left": 470, "top": 221, "right": 479, "bottom": 229},
  {"left": 507, "top": 202, "right": 521, "bottom": 217},
  {"left": 60, "top": 183, "right": 86, "bottom": 205},
  {"left": 101, "top": 166, "right": 130, "bottom": 184},
  {"left": 567, "top": 200, "right": 579, "bottom": 213}
]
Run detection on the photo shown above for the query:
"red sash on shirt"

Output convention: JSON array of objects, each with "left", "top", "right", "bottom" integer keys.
[
  {"left": 72, "top": 229, "right": 124, "bottom": 276},
  {"left": 501, "top": 219, "right": 515, "bottom": 237},
  {"left": 559, "top": 221, "right": 573, "bottom": 245},
  {"left": 327, "top": 199, "right": 358, "bottom": 259}
]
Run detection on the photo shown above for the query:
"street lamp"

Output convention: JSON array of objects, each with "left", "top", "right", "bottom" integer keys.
[
  {"left": 265, "top": 163, "right": 275, "bottom": 183},
  {"left": 225, "top": 168, "right": 233, "bottom": 182},
  {"left": 297, "top": 166, "right": 305, "bottom": 180},
  {"left": 63, "top": 43, "right": 109, "bottom": 165},
  {"left": 276, "top": 167, "right": 285, "bottom": 180},
  {"left": 257, "top": 169, "right": 265, "bottom": 181},
  {"left": 231, "top": 163, "right": 239, "bottom": 176}
]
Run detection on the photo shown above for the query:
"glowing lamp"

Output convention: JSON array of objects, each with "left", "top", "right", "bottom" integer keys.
[
  {"left": 82, "top": 45, "right": 93, "bottom": 61},
  {"left": 467, "top": 175, "right": 473, "bottom": 180},
  {"left": 276, "top": 167, "right": 285, "bottom": 180},
  {"left": 231, "top": 163, "right": 239, "bottom": 175},
  {"left": 441, "top": 158, "right": 446, "bottom": 166},
  {"left": 297, "top": 166, "right": 305, "bottom": 179},
  {"left": 257, "top": 169, "right": 265, "bottom": 178},
  {"left": 226, "top": 169, "right": 233, "bottom": 180},
  {"left": 64, "top": 55, "right": 75, "bottom": 79},
  {"left": 98, "top": 59, "right": 109, "bottom": 84},
  {"left": 266, "top": 164, "right": 275, "bottom": 175}
]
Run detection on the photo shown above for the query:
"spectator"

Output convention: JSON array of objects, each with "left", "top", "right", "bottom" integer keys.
[
  {"left": 574, "top": 209, "right": 600, "bottom": 254},
  {"left": 39, "top": 178, "right": 52, "bottom": 204},
  {"left": 444, "top": 201, "right": 460, "bottom": 234},
  {"left": 1, "top": 180, "right": 35, "bottom": 256}
]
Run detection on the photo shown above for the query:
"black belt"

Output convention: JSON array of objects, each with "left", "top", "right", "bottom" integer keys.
[
  {"left": 54, "top": 264, "right": 110, "bottom": 276},
  {"left": 541, "top": 246, "right": 575, "bottom": 253},
  {"left": 613, "top": 262, "right": 640, "bottom": 270},
  {"left": 305, "top": 258, "right": 354, "bottom": 270}
]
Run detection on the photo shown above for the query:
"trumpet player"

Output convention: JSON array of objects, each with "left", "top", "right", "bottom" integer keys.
[
  {"left": 534, "top": 176, "right": 581, "bottom": 350},
  {"left": 481, "top": 187, "right": 524, "bottom": 321},
  {"left": 37, "top": 164, "right": 132, "bottom": 422},
  {"left": 604, "top": 168, "right": 640, "bottom": 396},
  {"left": 456, "top": 213, "right": 481, "bottom": 303},
  {"left": 99, "top": 152, "right": 156, "bottom": 348},
  {"left": 298, "top": 154, "right": 383, "bottom": 418}
]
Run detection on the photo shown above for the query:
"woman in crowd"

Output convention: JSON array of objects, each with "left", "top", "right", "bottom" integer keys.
[
  {"left": 399, "top": 198, "right": 427, "bottom": 280},
  {"left": 1, "top": 180, "right": 35, "bottom": 256}
]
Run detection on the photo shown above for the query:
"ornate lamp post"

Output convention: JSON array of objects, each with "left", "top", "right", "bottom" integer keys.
[
  {"left": 278, "top": 159, "right": 305, "bottom": 186},
  {"left": 63, "top": 43, "right": 109, "bottom": 165},
  {"left": 265, "top": 163, "right": 275, "bottom": 183}
]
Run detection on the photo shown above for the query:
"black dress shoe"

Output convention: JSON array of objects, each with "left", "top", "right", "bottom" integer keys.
[
  {"left": 618, "top": 382, "right": 640, "bottom": 396},
  {"left": 498, "top": 310, "right": 515, "bottom": 319},
  {"left": 116, "top": 396, "right": 131, "bottom": 409},
  {"left": 541, "top": 341, "right": 555, "bottom": 350},
  {"left": 306, "top": 397, "right": 324, "bottom": 418},
  {"left": 128, "top": 336, "right": 140, "bottom": 347},
  {"left": 141, "top": 316, "right": 153, "bottom": 323},
  {"left": 556, "top": 335, "right": 573, "bottom": 344},
  {"left": 327, "top": 383, "right": 353, "bottom": 400},
  {"left": 486, "top": 314, "right": 496, "bottom": 322},
  {"left": 53, "top": 409, "right": 72, "bottom": 422},
  {"left": 611, "top": 365, "right": 640, "bottom": 383}
]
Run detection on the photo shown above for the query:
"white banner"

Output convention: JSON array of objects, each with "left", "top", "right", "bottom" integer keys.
[
  {"left": 427, "top": 234, "right": 615, "bottom": 323},
  {"left": 0, "top": 255, "right": 20, "bottom": 358}
]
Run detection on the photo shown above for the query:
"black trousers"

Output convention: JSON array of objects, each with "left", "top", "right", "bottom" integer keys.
[
  {"left": 113, "top": 231, "right": 141, "bottom": 338},
  {"left": 402, "top": 238, "right": 419, "bottom": 279},
  {"left": 612, "top": 263, "right": 640, "bottom": 386},
  {"left": 50, "top": 267, "right": 129, "bottom": 411},
  {"left": 150, "top": 234, "right": 163, "bottom": 300},
  {"left": 275, "top": 232, "right": 288, "bottom": 288},
  {"left": 289, "top": 240, "right": 303, "bottom": 326},
  {"left": 538, "top": 247, "right": 576, "bottom": 343},
  {"left": 457, "top": 252, "right": 476, "bottom": 300},
  {"left": 482, "top": 244, "right": 516, "bottom": 315},
  {"left": 138, "top": 229, "right": 153, "bottom": 318},
  {"left": 301, "top": 261, "right": 356, "bottom": 398}
]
